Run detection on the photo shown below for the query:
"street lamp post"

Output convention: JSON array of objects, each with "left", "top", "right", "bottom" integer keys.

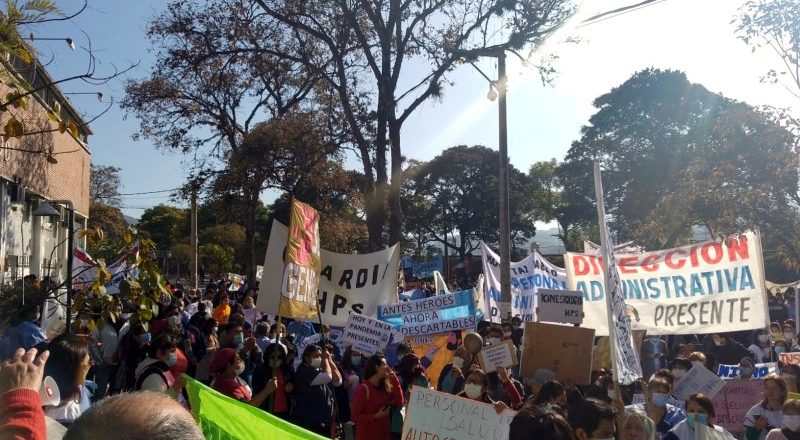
[
  {"left": 33, "top": 199, "right": 75, "bottom": 334},
  {"left": 455, "top": 48, "right": 512, "bottom": 320}
]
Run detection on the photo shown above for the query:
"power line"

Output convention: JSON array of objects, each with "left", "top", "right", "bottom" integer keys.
[
  {"left": 98, "top": 187, "right": 182, "bottom": 197},
  {"left": 578, "top": 0, "right": 667, "bottom": 28}
]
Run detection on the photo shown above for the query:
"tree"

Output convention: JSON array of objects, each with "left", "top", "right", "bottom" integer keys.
[
  {"left": 199, "top": 243, "right": 235, "bottom": 277},
  {"left": 89, "top": 164, "right": 122, "bottom": 207},
  {"left": 251, "top": 0, "right": 576, "bottom": 249},
  {"left": 404, "top": 145, "right": 535, "bottom": 261},
  {"left": 137, "top": 205, "right": 188, "bottom": 252},
  {"left": 560, "top": 69, "right": 800, "bottom": 266},
  {"left": 736, "top": 0, "right": 800, "bottom": 99},
  {"left": 527, "top": 159, "right": 591, "bottom": 251}
]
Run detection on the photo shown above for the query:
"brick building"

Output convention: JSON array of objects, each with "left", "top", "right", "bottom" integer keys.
[{"left": 0, "top": 55, "right": 91, "bottom": 283}]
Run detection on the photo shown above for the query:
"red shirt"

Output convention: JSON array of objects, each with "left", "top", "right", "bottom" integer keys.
[
  {"left": 273, "top": 368, "right": 289, "bottom": 413},
  {"left": 351, "top": 374, "right": 404, "bottom": 440},
  {"left": 0, "top": 389, "right": 46, "bottom": 440},
  {"left": 169, "top": 348, "right": 188, "bottom": 376},
  {"left": 213, "top": 376, "right": 252, "bottom": 402}
]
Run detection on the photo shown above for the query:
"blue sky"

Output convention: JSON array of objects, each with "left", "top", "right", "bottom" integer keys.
[{"left": 25, "top": 0, "right": 797, "bottom": 220}]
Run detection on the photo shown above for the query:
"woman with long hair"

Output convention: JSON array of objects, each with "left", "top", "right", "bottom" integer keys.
[
  {"left": 746, "top": 375, "right": 789, "bottom": 440},
  {"left": 664, "top": 393, "right": 735, "bottom": 439},
  {"left": 351, "top": 354, "right": 404, "bottom": 440},
  {"left": 43, "top": 334, "right": 92, "bottom": 425}
]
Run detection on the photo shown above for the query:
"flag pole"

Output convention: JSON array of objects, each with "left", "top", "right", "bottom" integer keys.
[{"left": 593, "top": 161, "right": 622, "bottom": 393}]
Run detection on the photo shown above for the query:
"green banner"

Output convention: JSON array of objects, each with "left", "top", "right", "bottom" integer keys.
[{"left": 183, "top": 375, "right": 327, "bottom": 440}]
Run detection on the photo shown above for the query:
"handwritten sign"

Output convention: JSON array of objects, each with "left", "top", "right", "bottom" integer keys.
[
  {"left": 402, "top": 385, "right": 516, "bottom": 440},
  {"left": 717, "top": 362, "right": 778, "bottom": 379},
  {"left": 340, "top": 313, "right": 394, "bottom": 356},
  {"left": 519, "top": 322, "right": 595, "bottom": 384},
  {"left": 537, "top": 289, "right": 583, "bottom": 324},
  {"left": 712, "top": 380, "right": 762, "bottom": 433},
  {"left": 781, "top": 352, "right": 800, "bottom": 366},
  {"left": 478, "top": 340, "right": 518, "bottom": 371},
  {"left": 673, "top": 364, "right": 725, "bottom": 400}
]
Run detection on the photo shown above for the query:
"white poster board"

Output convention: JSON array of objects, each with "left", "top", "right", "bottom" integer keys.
[
  {"left": 478, "top": 340, "right": 518, "bottom": 371},
  {"left": 536, "top": 288, "right": 583, "bottom": 324},
  {"left": 340, "top": 313, "right": 393, "bottom": 356},
  {"left": 673, "top": 364, "right": 726, "bottom": 400}
]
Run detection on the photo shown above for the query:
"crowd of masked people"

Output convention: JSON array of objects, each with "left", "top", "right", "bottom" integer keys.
[{"left": 3, "top": 280, "right": 800, "bottom": 440}]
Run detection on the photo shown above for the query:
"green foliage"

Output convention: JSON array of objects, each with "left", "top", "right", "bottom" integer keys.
[
  {"left": 87, "top": 200, "right": 129, "bottom": 261},
  {"left": 137, "top": 205, "right": 189, "bottom": 251},
  {"left": 199, "top": 243, "right": 235, "bottom": 276},
  {"left": 560, "top": 69, "right": 800, "bottom": 275},
  {"left": 403, "top": 145, "right": 536, "bottom": 259}
]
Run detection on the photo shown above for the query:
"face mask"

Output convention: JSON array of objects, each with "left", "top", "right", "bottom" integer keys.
[
  {"left": 607, "top": 389, "right": 617, "bottom": 400},
  {"left": 233, "top": 334, "right": 244, "bottom": 346},
  {"left": 784, "top": 415, "right": 800, "bottom": 431},
  {"left": 740, "top": 367, "right": 753, "bottom": 377},
  {"left": 464, "top": 383, "right": 483, "bottom": 399},
  {"left": 487, "top": 338, "right": 501, "bottom": 346},
  {"left": 351, "top": 356, "right": 362, "bottom": 366},
  {"left": 759, "top": 334, "right": 770, "bottom": 343},
  {"left": 211, "top": 327, "right": 218, "bottom": 335},
  {"left": 138, "top": 333, "right": 152, "bottom": 344},
  {"left": 503, "top": 331, "right": 512, "bottom": 338},
  {"left": 672, "top": 369, "right": 686, "bottom": 379},
  {"left": 686, "top": 412, "right": 708, "bottom": 429},
  {"left": 80, "top": 319, "right": 88, "bottom": 327},
  {"left": 235, "top": 363, "right": 245, "bottom": 375},
  {"left": 452, "top": 357, "right": 465, "bottom": 369},
  {"left": 651, "top": 392, "right": 669, "bottom": 408},
  {"left": 776, "top": 346, "right": 787, "bottom": 354},
  {"left": 511, "top": 324, "right": 520, "bottom": 330},
  {"left": 786, "top": 332, "right": 795, "bottom": 341},
  {"left": 323, "top": 332, "right": 331, "bottom": 339},
  {"left": 310, "top": 357, "right": 322, "bottom": 368},
  {"left": 166, "top": 352, "right": 178, "bottom": 367},
  {"left": 168, "top": 315, "right": 181, "bottom": 327},
  {"left": 714, "top": 340, "right": 723, "bottom": 346}
]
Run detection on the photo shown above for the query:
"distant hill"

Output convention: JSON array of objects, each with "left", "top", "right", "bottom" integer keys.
[{"left": 124, "top": 215, "right": 138, "bottom": 226}]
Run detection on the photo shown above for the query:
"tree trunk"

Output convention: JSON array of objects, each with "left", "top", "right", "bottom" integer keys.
[
  {"left": 388, "top": 121, "right": 403, "bottom": 246},
  {"left": 244, "top": 190, "right": 258, "bottom": 283}
]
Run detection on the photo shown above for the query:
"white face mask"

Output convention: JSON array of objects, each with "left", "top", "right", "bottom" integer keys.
[
  {"left": 464, "top": 383, "right": 483, "bottom": 399},
  {"left": 452, "top": 357, "right": 465, "bottom": 369},
  {"left": 607, "top": 389, "right": 617, "bottom": 400},
  {"left": 487, "top": 337, "right": 501, "bottom": 346},
  {"left": 671, "top": 369, "right": 687, "bottom": 379},
  {"left": 310, "top": 357, "right": 322, "bottom": 368},
  {"left": 166, "top": 352, "right": 178, "bottom": 367},
  {"left": 784, "top": 415, "right": 800, "bottom": 431},
  {"left": 168, "top": 315, "right": 182, "bottom": 327},
  {"left": 786, "top": 332, "right": 795, "bottom": 341},
  {"left": 235, "top": 362, "right": 245, "bottom": 375},
  {"left": 758, "top": 334, "right": 770, "bottom": 343}
]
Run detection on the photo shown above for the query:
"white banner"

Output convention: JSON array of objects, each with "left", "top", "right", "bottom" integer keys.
[
  {"left": 565, "top": 231, "right": 769, "bottom": 336},
  {"left": 340, "top": 313, "right": 393, "bottom": 356},
  {"left": 402, "top": 386, "right": 516, "bottom": 440},
  {"left": 481, "top": 242, "right": 567, "bottom": 323},
  {"left": 717, "top": 362, "right": 778, "bottom": 379},
  {"left": 377, "top": 290, "right": 476, "bottom": 336},
  {"left": 72, "top": 244, "right": 139, "bottom": 294},
  {"left": 257, "top": 221, "right": 400, "bottom": 327},
  {"left": 433, "top": 271, "right": 449, "bottom": 296}
]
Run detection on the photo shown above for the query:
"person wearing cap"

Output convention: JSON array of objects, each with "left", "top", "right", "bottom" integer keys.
[
  {"left": 210, "top": 348, "right": 277, "bottom": 406},
  {"left": 252, "top": 343, "right": 294, "bottom": 419},
  {"left": 0, "top": 296, "right": 46, "bottom": 361}
]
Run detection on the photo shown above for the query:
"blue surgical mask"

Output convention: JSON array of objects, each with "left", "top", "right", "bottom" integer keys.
[
  {"left": 776, "top": 346, "right": 787, "bottom": 354},
  {"left": 166, "top": 352, "right": 178, "bottom": 367},
  {"left": 687, "top": 413, "right": 709, "bottom": 429},
  {"left": 651, "top": 393, "right": 669, "bottom": 408},
  {"left": 351, "top": 356, "right": 362, "bottom": 366},
  {"left": 233, "top": 334, "right": 244, "bottom": 346},
  {"left": 138, "top": 333, "right": 152, "bottom": 344}
]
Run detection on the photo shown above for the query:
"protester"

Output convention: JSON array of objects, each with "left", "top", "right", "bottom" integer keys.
[
  {"left": 351, "top": 354, "right": 404, "bottom": 440},
  {"left": 63, "top": 392, "right": 204, "bottom": 440},
  {"left": 663, "top": 393, "right": 735, "bottom": 439},
  {"left": 195, "top": 318, "right": 219, "bottom": 383},
  {"left": 0, "top": 347, "right": 49, "bottom": 440},
  {"left": 341, "top": 346, "right": 364, "bottom": 403},
  {"left": 532, "top": 380, "right": 568, "bottom": 408},
  {"left": 293, "top": 344, "right": 342, "bottom": 437},
  {"left": 437, "top": 345, "right": 470, "bottom": 395},
  {"left": 210, "top": 347, "right": 277, "bottom": 406},
  {"left": 708, "top": 332, "right": 754, "bottom": 368},
  {"left": 0, "top": 302, "right": 46, "bottom": 361},
  {"left": 765, "top": 398, "right": 800, "bottom": 440},
  {"left": 456, "top": 369, "right": 512, "bottom": 414},
  {"left": 745, "top": 375, "right": 788, "bottom": 440},
  {"left": 627, "top": 377, "right": 685, "bottom": 436},
  {"left": 252, "top": 343, "right": 294, "bottom": 419},
  {"left": 42, "top": 334, "right": 92, "bottom": 425},
  {"left": 689, "top": 351, "right": 708, "bottom": 368},
  {"left": 254, "top": 322, "right": 271, "bottom": 353},
  {"left": 752, "top": 329, "right": 775, "bottom": 363},
  {"left": 620, "top": 408, "right": 657, "bottom": 440},
  {"left": 510, "top": 405, "right": 576, "bottom": 440},
  {"left": 785, "top": 325, "right": 800, "bottom": 352},
  {"left": 134, "top": 333, "right": 184, "bottom": 397},
  {"left": 90, "top": 308, "right": 128, "bottom": 400},
  {"left": 670, "top": 358, "right": 692, "bottom": 380},
  {"left": 212, "top": 295, "right": 231, "bottom": 325},
  {"left": 219, "top": 321, "right": 262, "bottom": 385},
  {"left": 568, "top": 397, "right": 617, "bottom": 440},
  {"left": 641, "top": 335, "right": 668, "bottom": 380},
  {"left": 113, "top": 323, "right": 149, "bottom": 392}
]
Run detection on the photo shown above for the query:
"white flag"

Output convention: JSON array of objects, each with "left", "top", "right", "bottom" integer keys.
[
  {"left": 433, "top": 271, "right": 450, "bottom": 296},
  {"left": 594, "top": 161, "right": 642, "bottom": 385}
]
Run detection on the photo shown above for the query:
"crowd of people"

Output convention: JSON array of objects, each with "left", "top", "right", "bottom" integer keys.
[{"left": 2, "top": 278, "right": 800, "bottom": 439}]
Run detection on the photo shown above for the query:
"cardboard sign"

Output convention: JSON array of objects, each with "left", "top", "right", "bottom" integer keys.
[
  {"left": 712, "top": 380, "right": 763, "bottom": 433},
  {"left": 537, "top": 288, "right": 583, "bottom": 324},
  {"left": 478, "top": 340, "right": 518, "bottom": 371},
  {"left": 402, "top": 386, "right": 517, "bottom": 440},
  {"left": 672, "top": 364, "right": 725, "bottom": 400},
  {"left": 717, "top": 362, "right": 778, "bottom": 379},
  {"left": 378, "top": 290, "right": 476, "bottom": 336},
  {"left": 519, "top": 322, "right": 595, "bottom": 384},
  {"left": 780, "top": 352, "right": 800, "bottom": 366},
  {"left": 340, "top": 313, "right": 394, "bottom": 356}
]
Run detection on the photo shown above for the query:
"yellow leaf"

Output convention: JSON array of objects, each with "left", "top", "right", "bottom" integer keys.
[
  {"left": 67, "top": 121, "right": 79, "bottom": 138},
  {"left": 4, "top": 118, "right": 21, "bottom": 138},
  {"left": 58, "top": 120, "right": 66, "bottom": 134},
  {"left": 46, "top": 110, "right": 59, "bottom": 122},
  {"left": 14, "top": 48, "right": 31, "bottom": 64}
]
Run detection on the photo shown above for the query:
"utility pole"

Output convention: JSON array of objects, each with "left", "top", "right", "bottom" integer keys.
[
  {"left": 497, "top": 51, "right": 512, "bottom": 320},
  {"left": 189, "top": 180, "right": 199, "bottom": 290}
]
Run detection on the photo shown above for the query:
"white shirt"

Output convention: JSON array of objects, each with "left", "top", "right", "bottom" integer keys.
[
  {"left": 745, "top": 403, "right": 783, "bottom": 440},
  {"left": 749, "top": 344, "right": 772, "bottom": 363}
]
